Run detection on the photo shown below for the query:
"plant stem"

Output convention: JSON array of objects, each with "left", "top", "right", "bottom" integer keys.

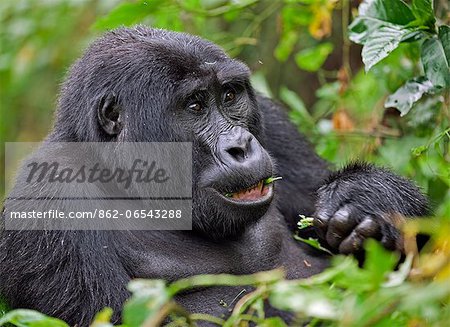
[{"left": 341, "top": 0, "right": 352, "bottom": 79}]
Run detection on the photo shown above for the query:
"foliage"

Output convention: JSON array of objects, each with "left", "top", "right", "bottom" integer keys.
[
  {"left": 1, "top": 216, "right": 449, "bottom": 327},
  {"left": 348, "top": 0, "right": 449, "bottom": 113}
]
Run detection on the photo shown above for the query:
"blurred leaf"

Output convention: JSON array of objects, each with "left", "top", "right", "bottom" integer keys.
[
  {"left": 411, "top": 145, "right": 428, "bottom": 156},
  {"left": 0, "top": 295, "right": 8, "bottom": 317},
  {"left": 406, "top": 95, "right": 442, "bottom": 127},
  {"left": 94, "top": 1, "right": 156, "bottom": 31},
  {"left": 383, "top": 254, "right": 413, "bottom": 287},
  {"left": 385, "top": 76, "right": 435, "bottom": 116},
  {"left": 250, "top": 72, "right": 273, "bottom": 98},
  {"left": 90, "top": 308, "right": 114, "bottom": 327},
  {"left": 0, "top": 309, "right": 68, "bottom": 327},
  {"left": 294, "top": 42, "right": 333, "bottom": 72},
  {"left": 200, "top": 0, "right": 228, "bottom": 10},
  {"left": 332, "top": 109, "right": 354, "bottom": 131},
  {"left": 308, "top": 0, "right": 336, "bottom": 39},
  {"left": 270, "top": 282, "right": 339, "bottom": 319},
  {"left": 421, "top": 36, "right": 450, "bottom": 88},
  {"left": 123, "top": 279, "right": 170, "bottom": 327},
  {"left": 364, "top": 240, "right": 399, "bottom": 288},
  {"left": 439, "top": 25, "right": 450, "bottom": 62},
  {"left": 280, "top": 86, "right": 315, "bottom": 130},
  {"left": 259, "top": 317, "right": 288, "bottom": 327},
  {"left": 362, "top": 25, "right": 414, "bottom": 71},
  {"left": 274, "top": 30, "right": 299, "bottom": 62}
]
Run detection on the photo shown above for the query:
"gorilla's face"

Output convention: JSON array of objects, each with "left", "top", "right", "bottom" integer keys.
[
  {"left": 59, "top": 27, "right": 274, "bottom": 239},
  {"left": 177, "top": 59, "right": 275, "bottom": 239}
]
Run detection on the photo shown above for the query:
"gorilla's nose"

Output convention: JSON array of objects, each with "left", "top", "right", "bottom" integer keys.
[{"left": 217, "top": 126, "right": 263, "bottom": 167}]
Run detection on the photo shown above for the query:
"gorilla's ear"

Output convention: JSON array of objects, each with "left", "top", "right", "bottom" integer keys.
[{"left": 97, "top": 93, "right": 123, "bottom": 135}]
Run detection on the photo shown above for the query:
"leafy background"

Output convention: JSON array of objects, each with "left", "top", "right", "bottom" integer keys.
[{"left": 0, "top": 0, "right": 449, "bottom": 326}]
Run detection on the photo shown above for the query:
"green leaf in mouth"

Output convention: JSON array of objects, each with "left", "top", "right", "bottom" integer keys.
[{"left": 263, "top": 176, "right": 283, "bottom": 185}]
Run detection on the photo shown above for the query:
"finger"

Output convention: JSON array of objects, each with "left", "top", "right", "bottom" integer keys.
[
  {"left": 313, "top": 209, "right": 332, "bottom": 239},
  {"left": 354, "top": 218, "right": 381, "bottom": 239},
  {"left": 381, "top": 229, "right": 403, "bottom": 252},
  {"left": 326, "top": 206, "right": 356, "bottom": 249},
  {"left": 338, "top": 218, "right": 381, "bottom": 254},
  {"left": 339, "top": 230, "right": 364, "bottom": 254}
]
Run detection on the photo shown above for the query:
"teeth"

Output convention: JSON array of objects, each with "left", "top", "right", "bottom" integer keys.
[{"left": 224, "top": 180, "right": 270, "bottom": 199}]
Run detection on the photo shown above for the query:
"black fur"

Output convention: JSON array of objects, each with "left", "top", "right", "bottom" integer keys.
[{"left": 0, "top": 27, "right": 429, "bottom": 326}]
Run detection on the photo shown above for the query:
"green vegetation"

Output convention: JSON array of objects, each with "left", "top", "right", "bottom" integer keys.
[
  {"left": 1, "top": 0, "right": 449, "bottom": 326},
  {"left": 1, "top": 217, "right": 449, "bottom": 326}
]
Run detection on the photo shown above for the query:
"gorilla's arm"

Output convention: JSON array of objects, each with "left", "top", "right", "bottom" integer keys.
[{"left": 258, "top": 95, "right": 429, "bottom": 254}]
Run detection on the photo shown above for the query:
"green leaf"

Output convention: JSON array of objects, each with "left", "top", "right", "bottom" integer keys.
[
  {"left": 421, "top": 37, "right": 450, "bottom": 88},
  {"left": 364, "top": 240, "right": 399, "bottom": 287},
  {"left": 411, "top": 0, "right": 435, "bottom": 28},
  {"left": 270, "top": 282, "right": 338, "bottom": 319},
  {"left": 297, "top": 215, "right": 314, "bottom": 230},
  {"left": 385, "top": 76, "right": 435, "bottom": 116},
  {"left": 0, "top": 295, "right": 9, "bottom": 317},
  {"left": 263, "top": 176, "right": 283, "bottom": 185},
  {"left": 348, "top": 16, "right": 384, "bottom": 45},
  {"left": 294, "top": 42, "right": 333, "bottom": 72},
  {"left": 93, "top": 1, "right": 156, "bottom": 31},
  {"left": 362, "top": 25, "right": 412, "bottom": 71},
  {"left": 250, "top": 72, "right": 273, "bottom": 98},
  {"left": 123, "top": 279, "right": 171, "bottom": 327},
  {"left": 294, "top": 236, "right": 333, "bottom": 255},
  {"left": 90, "top": 308, "right": 114, "bottom": 327},
  {"left": 0, "top": 309, "right": 69, "bottom": 327},
  {"left": 259, "top": 317, "right": 288, "bottom": 327},
  {"left": 358, "top": 0, "right": 415, "bottom": 26},
  {"left": 274, "top": 30, "right": 299, "bottom": 62},
  {"left": 279, "top": 86, "right": 315, "bottom": 129},
  {"left": 438, "top": 25, "right": 450, "bottom": 64}
]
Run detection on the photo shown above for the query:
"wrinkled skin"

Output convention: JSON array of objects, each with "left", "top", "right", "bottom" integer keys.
[{"left": 0, "top": 27, "right": 429, "bottom": 326}]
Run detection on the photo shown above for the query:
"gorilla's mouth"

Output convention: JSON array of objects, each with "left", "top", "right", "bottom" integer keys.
[{"left": 221, "top": 177, "right": 280, "bottom": 203}]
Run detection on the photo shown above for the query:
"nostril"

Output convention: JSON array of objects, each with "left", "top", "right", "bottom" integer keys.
[{"left": 227, "top": 147, "right": 246, "bottom": 162}]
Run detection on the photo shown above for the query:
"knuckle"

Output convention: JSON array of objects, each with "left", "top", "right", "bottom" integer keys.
[{"left": 355, "top": 217, "right": 381, "bottom": 238}]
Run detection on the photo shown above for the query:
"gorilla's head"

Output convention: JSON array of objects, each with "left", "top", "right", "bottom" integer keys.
[{"left": 53, "top": 26, "right": 275, "bottom": 239}]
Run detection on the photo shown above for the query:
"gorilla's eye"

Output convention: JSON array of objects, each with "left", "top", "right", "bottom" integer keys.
[
  {"left": 187, "top": 102, "right": 202, "bottom": 112},
  {"left": 224, "top": 90, "right": 236, "bottom": 103}
]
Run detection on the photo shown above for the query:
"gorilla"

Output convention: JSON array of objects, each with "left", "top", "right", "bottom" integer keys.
[{"left": 0, "top": 26, "right": 429, "bottom": 326}]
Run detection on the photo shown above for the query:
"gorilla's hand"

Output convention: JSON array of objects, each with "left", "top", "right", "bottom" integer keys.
[{"left": 313, "top": 163, "right": 429, "bottom": 254}]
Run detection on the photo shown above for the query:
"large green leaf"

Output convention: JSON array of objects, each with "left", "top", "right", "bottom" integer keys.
[
  {"left": 358, "top": 0, "right": 415, "bottom": 26},
  {"left": 421, "top": 37, "right": 450, "bottom": 88},
  {"left": 294, "top": 42, "right": 333, "bottom": 72},
  {"left": 362, "top": 25, "right": 412, "bottom": 71},
  {"left": 385, "top": 76, "right": 435, "bottom": 116},
  {"left": 348, "top": 0, "right": 418, "bottom": 46},
  {"left": 348, "top": 16, "right": 384, "bottom": 45},
  {"left": 411, "top": 0, "right": 435, "bottom": 28}
]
